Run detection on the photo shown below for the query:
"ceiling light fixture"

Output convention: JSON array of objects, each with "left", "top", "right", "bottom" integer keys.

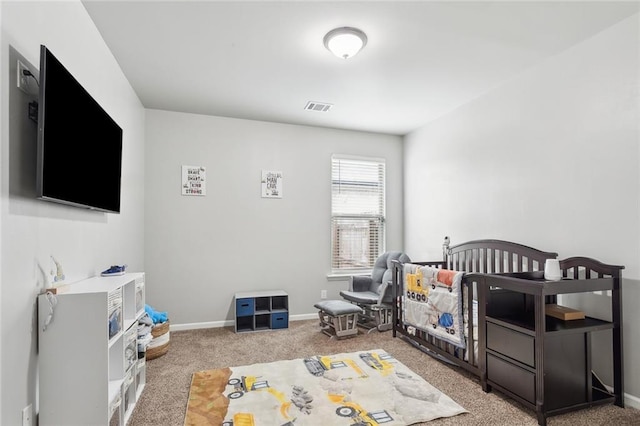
[{"left": 323, "top": 27, "right": 368, "bottom": 59}]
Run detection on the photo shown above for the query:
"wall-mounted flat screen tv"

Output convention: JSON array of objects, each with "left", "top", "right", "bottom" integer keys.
[{"left": 36, "top": 45, "right": 123, "bottom": 213}]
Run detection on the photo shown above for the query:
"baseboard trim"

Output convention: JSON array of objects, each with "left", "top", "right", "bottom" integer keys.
[
  {"left": 290, "top": 313, "right": 318, "bottom": 321},
  {"left": 625, "top": 392, "right": 640, "bottom": 409},
  {"left": 170, "top": 313, "right": 318, "bottom": 332},
  {"left": 170, "top": 320, "right": 233, "bottom": 331}
]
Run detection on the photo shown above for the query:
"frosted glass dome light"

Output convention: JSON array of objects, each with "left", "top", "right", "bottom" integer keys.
[{"left": 323, "top": 27, "right": 368, "bottom": 59}]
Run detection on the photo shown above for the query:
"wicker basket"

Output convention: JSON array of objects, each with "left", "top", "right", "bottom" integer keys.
[
  {"left": 151, "top": 320, "right": 170, "bottom": 338},
  {"left": 146, "top": 320, "right": 170, "bottom": 360}
]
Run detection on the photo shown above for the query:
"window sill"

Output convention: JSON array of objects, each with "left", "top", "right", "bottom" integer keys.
[{"left": 326, "top": 271, "right": 371, "bottom": 281}]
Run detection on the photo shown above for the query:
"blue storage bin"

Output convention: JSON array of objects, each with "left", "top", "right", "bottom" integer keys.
[
  {"left": 236, "top": 298, "right": 254, "bottom": 317},
  {"left": 271, "top": 312, "right": 288, "bottom": 329}
]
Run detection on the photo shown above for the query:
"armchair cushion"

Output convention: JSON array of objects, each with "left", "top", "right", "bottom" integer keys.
[
  {"left": 350, "top": 275, "right": 373, "bottom": 293},
  {"left": 340, "top": 251, "right": 411, "bottom": 306},
  {"left": 339, "top": 290, "right": 379, "bottom": 305}
]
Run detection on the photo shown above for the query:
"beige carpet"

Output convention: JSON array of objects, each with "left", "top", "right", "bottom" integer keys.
[{"left": 129, "top": 319, "right": 640, "bottom": 426}]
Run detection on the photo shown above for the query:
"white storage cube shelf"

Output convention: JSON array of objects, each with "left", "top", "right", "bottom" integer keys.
[{"left": 38, "top": 273, "right": 146, "bottom": 426}]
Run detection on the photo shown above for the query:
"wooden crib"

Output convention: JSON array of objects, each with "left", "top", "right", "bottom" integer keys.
[
  {"left": 391, "top": 237, "right": 558, "bottom": 377},
  {"left": 391, "top": 237, "right": 626, "bottom": 425}
]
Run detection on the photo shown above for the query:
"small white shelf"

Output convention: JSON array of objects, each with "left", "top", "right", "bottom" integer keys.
[{"left": 39, "top": 272, "right": 146, "bottom": 426}]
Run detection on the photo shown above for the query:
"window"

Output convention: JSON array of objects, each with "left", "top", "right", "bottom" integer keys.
[{"left": 331, "top": 155, "right": 385, "bottom": 272}]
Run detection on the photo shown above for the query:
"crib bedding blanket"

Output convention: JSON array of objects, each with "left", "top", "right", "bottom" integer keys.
[{"left": 402, "top": 264, "right": 466, "bottom": 348}]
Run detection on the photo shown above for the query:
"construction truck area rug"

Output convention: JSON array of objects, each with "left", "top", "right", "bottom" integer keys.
[{"left": 183, "top": 348, "right": 467, "bottom": 426}]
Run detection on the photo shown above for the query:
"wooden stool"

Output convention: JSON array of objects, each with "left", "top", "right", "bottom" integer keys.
[{"left": 314, "top": 300, "right": 363, "bottom": 339}]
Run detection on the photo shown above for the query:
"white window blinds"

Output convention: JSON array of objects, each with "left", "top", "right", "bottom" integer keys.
[{"left": 331, "top": 155, "right": 386, "bottom": 272}]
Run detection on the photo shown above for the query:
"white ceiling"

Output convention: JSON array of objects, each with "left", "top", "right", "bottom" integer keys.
[{"left": 82, "top": 1, "right": 639, "bottom": 136}]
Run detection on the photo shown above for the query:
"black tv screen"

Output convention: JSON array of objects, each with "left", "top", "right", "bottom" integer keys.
[{"left": 36, "top": 45, "right": 123, "bottom": 213}]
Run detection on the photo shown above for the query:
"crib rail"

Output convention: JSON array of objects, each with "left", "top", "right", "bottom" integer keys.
[
  {"left": 560, "top": 256, "right": 624, "bottom": 406},
  {"left": 560, "top": 256, "right": 624, "bottom": 279},
  {"left": 447, "top": 239, "right": 558, "bottom": 274}
]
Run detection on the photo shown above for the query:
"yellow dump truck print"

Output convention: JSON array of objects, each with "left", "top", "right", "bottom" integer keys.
[
  {"left": 406, "top": 268, "right": 429, "bottom": 301},
  {"left": 227, "top": 376, "right": 294, "bottom": 422},
  {"left": 222, "top": 412, "right": 255, "bottom": 426},
  {"left": 328, "top": 393, "right": 393, "bottom": 425},
  {"left": 303, "top": 355, "right": 368, "bottom": 379},
  {"left": 359, "top": 352, "right": 394, "bottom": 376}
]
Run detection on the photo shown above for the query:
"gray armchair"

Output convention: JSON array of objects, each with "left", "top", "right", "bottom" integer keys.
[{"left": 339, "top": 251, "right": 411, "bottom": 332}]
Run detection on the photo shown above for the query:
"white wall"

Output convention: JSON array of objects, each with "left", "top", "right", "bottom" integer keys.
[
  {"left": 0, "top": 2, "right": 4, "bottom": 421},
  {"left": 0, "top": 1, "right": 145, "bottom": 423},
  {"left": 145, "top": 110, "right": 403, "bottom": 326},
  {"left": 404, "top": 15, "right": 639, "bottom": 402}
]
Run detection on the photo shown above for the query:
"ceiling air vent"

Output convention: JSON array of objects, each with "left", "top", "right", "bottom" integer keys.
[{"left": 304, "top": 101, "right": 333, "bottom": 112}]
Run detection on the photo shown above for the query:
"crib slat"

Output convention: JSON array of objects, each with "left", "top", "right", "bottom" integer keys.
[{"left": 473, "top": 249, "right": 479, "bottom": 272}]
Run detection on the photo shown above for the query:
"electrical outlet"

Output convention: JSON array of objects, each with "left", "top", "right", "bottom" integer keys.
[
  {"left": 17, "top": 60, "right": 31, "bottom": 93},
  {"left": 22, "top": 404, "right": 32, "bottom": 426},
  {"left": 321, "top": 290, "right": 327, "bottom": 299}
]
